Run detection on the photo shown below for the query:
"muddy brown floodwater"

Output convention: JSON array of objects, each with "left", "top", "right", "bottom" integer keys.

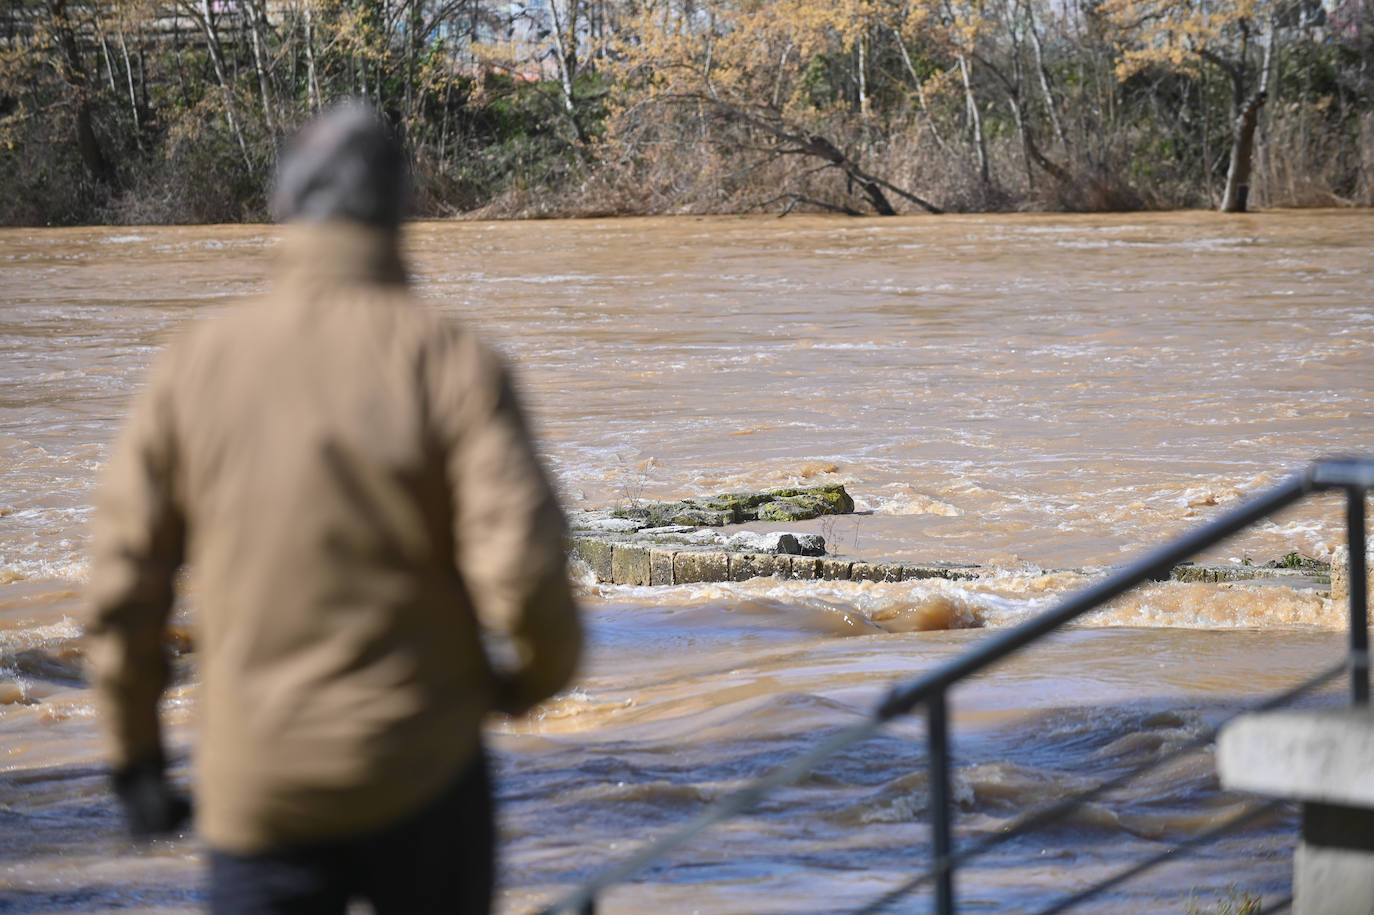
[{"left": 2, "top": 211, "right": 1373, "bottom": 913}]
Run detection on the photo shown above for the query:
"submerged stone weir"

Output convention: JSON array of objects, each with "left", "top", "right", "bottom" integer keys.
[
  {"left": 568, "top": 483, "right": 1333, "bottom": 589},
  {"left": 569, "top": 537, "right": 982, "bottom": 587},
  {"left": 569, "top": 483, "right": 979, "bottom": 586}
]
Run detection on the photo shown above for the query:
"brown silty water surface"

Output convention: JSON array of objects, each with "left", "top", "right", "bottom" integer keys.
[{"left": 2, "top": 211, "right": 1372, "bottom": 912}]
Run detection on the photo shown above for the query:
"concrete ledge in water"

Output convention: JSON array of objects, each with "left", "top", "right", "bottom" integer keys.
[
  {"left": 569, "top": 534, "right": 980, "bottom": 586},
  {"left": 569, "top": 531, "right": 1330, "bottom": 589},
  {"left": 569, "top": 484, "right": 1333, "bottom": 589}
]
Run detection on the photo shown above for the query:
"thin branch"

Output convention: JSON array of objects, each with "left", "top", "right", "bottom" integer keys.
[{"left": 758, "top": 193, "right": 864, "bottom": 217}]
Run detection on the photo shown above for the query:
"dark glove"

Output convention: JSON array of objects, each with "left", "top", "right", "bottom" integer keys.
[
  {"left": 111, "top": 755, "right": 191, "bottom": 838},
  {"left": 490, "top": 672, "right": 540, "bottom": 718}
]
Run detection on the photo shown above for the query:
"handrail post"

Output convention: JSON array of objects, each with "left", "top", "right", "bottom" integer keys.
[
  {"left": 1349, "top": 485, "right": 1369, "bottom": 706},
  {"left": 928, "top": 692, "right": 955, "bottom": 915}
]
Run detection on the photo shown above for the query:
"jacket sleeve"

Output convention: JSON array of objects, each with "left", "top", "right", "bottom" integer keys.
[
  {"left": 86, "top": 355, "right": 185, "bottom": 768},
  {"left": 432, "top": 331, "right": 581, "bottom": 715}
]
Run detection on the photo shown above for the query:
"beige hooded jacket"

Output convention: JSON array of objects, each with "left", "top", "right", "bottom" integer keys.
[{"left": 86, "top": 222, "right": 581, "bottom": 853}]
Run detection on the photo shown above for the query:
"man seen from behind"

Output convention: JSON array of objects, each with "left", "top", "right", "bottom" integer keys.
[{"left": 85, "top": 103, "right": 582, "bottom": 914}]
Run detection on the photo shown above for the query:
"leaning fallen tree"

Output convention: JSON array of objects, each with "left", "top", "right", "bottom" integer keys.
[{"left": 702, "top": 99, "right": 944, "bottom": 215}]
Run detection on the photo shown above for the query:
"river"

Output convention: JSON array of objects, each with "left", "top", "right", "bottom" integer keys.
[{"left": 2, "top": 211, "right": 1373, "bottom": 913}]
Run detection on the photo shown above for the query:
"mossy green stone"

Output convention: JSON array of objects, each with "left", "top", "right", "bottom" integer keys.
[
  {"left": 671, "top": 508, "right": 736, "bottom": 527},
  {"left": 757, "top": 498, "right": 822, "bottom": 522},
  {"left": 605, "top": 484, "right": 854, "bottom": 528},
  {"left": 764, "top": 485, "right": 855, "bottom": 514}
]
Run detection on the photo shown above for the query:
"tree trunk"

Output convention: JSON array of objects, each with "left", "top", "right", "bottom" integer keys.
[
  {"left": 50, "top": 0, "right": 114, "bottom": 185},
  {"left": 976, "top": 51, "right": 1073, "bottom": 191},
  {"left": 1024, "top": 0, "right": 1067, "bottom": 150},
  {"left": 304, "top": 1, "right": 321, "bottom": 112},
  {"left": 1220, "top": 90, "right": 1267, "bottom": 212},
  {"left": 890, "top": 27, "right": 954, "bottom": 157},
  {"left": 708, "top": 101, "right": 943, "bottom": 214},
  {"left": 857, "top": 36, "right": 869, "bottom": 119},
  {"left": 547, "top": 0, "right": 588, "bottom": 143},
  {"left": 193, "top": 0, "right": 254, "bottom": 171},
  {"left": 1219, "top": 17, "right": 1275, "bottom": 213},
  {"left": 244, "top": 0, "right": 276, "bottom": 135},
  {"left": 958, "top": 54, "right": 989, "bottom": 188},
  {"left": 117, "top": 26, "right": 143, "bottom": 147}
]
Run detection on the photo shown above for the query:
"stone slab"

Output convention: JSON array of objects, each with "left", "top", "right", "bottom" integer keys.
[
  {"left": 898, "top": 563, "right": 979, "bottom": 582},
  {"left": 1218, "top": 709, "right": 1374, "bottom": 807},
  {"left": 851, "top": 562, "right": 905, "bottom": 583},
  {"left": 571, "top": 538, "right": 614, "bottom": 583},
  {"left": 729, "top": 553, "right": 762, "bottom": 582},
  {"left": 674, "top": 551, "right": 729, "bottom": 584},
  {"left": 820, "top": 559, "right": 853, "bottom": 580},
  {"left": 611, "top": 545, "right": 652, "bottom": 586},
  {"left": 650, "top": 549, "right": 676, "bottom": 586},
  {"left": 574, "top": 535, "right": 1313, "bottom": 589}
]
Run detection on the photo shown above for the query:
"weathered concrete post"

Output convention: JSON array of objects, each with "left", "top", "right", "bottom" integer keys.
[{"left": 1218, "top": 709, "right": 1374, "bottom": 914}]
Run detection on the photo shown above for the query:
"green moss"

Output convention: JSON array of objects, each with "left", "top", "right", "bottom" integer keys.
[
  {"left": 757, "top": 499, "right": 820, "bottom": 522},
  {"left": 609, "top": 484, "right": 854, "bottom": 527},
  {"left": 764, "top": 485, "right": 855, "bottom": 514}
]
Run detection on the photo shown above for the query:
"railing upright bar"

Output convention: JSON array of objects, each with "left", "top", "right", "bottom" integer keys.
[
  {"left": 928, "top": 693, "right": 954, "bottom": 915},
  {"left": 1349, "top": 486, "right": 1369, "bottom": 706}
]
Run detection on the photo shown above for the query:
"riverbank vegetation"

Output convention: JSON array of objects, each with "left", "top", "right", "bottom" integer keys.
[{"left": 2, "top": 0, "right": 1370, "bottom": 224}]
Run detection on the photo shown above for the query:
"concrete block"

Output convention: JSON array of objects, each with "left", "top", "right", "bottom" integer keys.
[
  {"left": 729, "top": 553, "right": 785, "bottom": 580},
  {"left": 899, "top": 563, "right": 979, "bottom": 581},
  {"left": 820, "top": 559, "right": 853, "bottom": 581},
  {"left": 787, "top": 557, "right": 821, "bottom": 580},
  {"left": 849, "top": 563, "right": 878, "bottom": 582},
  {"left": 756, "top": 554, "right": 787, "bottom": 577},
  {"left": 1218, "top": 709, "right": 1374, "bottom": 807},
  {"left": 674, "top": 551, "right": 729, "bottom": 584},
  {"left": 650, "top": 549, "right": 676, "bottom": 586},
  {"left": 572, "top": 538, "right": 614, "bottom": 583},
  {"left": 874, "top": 563, "right": 906, "bottom": 582},
  {"left": 611, "top": 545, "right": 652, "bottom": 586},
  {"left": 849, "top": 562, "right": 905, "bottom": 582},
  {"left": 729, "top": 553, "right": 762, "bottom": 582}
]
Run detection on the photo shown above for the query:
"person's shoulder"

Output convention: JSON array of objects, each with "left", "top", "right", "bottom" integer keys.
[
  {"left": 410, "top": 306, "right": 505, "bottom": 370},
  {"left": 168, "top": 296, "right": 267, "bottom": 361}
]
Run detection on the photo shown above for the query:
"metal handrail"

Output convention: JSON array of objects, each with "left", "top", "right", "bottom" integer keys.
[
  {"left": 853, "top": 659, "right": 1346, "bottom": 915},
  {"left": 539, "top": 457, "right": 1372, "bottom": 914}
]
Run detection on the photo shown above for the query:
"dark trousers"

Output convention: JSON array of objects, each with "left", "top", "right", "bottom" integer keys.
[{"left": 209, "top": 752, "right": 493, "bottom": 915}]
